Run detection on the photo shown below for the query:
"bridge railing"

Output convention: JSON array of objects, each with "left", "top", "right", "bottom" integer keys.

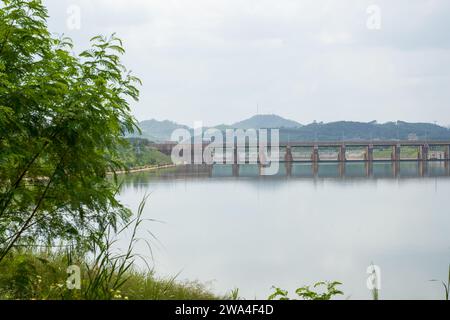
[{"left": 152, "top": 141, "right": 450, "bottom": 163}]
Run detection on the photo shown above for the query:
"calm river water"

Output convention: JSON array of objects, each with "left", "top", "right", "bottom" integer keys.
[{"left": 118, "top": 162, "right": 450, "bottom": 300}]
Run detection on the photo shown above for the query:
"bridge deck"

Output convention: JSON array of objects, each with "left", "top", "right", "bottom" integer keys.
[
  {"left": 153, "top": 140, "right": 450, "bottom": 147},
  {"left": 152, "top": 141, "right": 450, "bottom": 163}
]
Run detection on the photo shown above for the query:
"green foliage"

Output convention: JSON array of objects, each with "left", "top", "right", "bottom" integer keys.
[
  {"left": 268, "top": 281, "right": 344, "bottom": 300},
  {"left": 0, "top": 0, "right": 141, "bottom": 260},
  {"left": 268, "top": 287, "right": 289, "bottom": 300},
  {"left": 116, "top": 138, "right": 172, "bottom": 168}
]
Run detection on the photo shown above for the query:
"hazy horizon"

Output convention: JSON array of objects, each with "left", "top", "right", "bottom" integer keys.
[
  {"left": 44, "top": 0, "right": 450, "bottom": 127},
  {"left": 139, "top": 114, "right": 450, "bottom": 129}
]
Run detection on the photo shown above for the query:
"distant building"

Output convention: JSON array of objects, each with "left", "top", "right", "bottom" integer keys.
[{"left": 408, "top": 133, "right": 418, "bottom": 141}]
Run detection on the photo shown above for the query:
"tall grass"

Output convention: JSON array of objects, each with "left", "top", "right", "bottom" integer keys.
[
  {"left": 431, "top": 264, "right": 450, "bottom": 300},
  {"left": 0, "top": 198, "right": 220, "bottom": 300},
  {"left": 0, "top": 251, "right": 220, "bottom": 300},
  {"left": 81, "top": 197, "right": 148, "bottom": 299},
  {"left": 369, "top": 262, "right": 379, "bottom": 301}
]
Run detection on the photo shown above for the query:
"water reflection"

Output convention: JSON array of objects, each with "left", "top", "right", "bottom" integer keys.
[
  {"left": 121, "top": 162, "right": 450, "bottom": 186},
  {"left": 117, "top": 161, "right": 450, "bottom": 300}
]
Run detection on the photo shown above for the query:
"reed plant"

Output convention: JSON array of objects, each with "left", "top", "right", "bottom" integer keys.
[
  {"left": 0, "top": 198, "right": 219, "bottom": 300},
  {"left": 431, "top": 264, "right": 450, "bottom": 300}
]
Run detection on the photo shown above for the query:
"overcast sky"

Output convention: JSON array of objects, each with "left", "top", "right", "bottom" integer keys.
[{"left": 44, "top": 0, "right": 450, "bottom": 126}]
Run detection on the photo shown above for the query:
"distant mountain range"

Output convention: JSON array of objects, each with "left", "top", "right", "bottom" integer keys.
[
  {"left": 231, "top": 114, "right": 302, "bottom": 129},
  {"left": 135, "top": 114, "right": 450, "bottom": 142},
  {"left": 137, "top": 119, "right": 190, "bottom": 142}
]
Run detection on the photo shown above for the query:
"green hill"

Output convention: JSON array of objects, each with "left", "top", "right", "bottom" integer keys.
[
  {"left": 137, "top": 119, "right": 190, "bottom": 142},
  {"left": 232, "top": 114, "right": 302, "bottom": 129},
  {"left": 134, "top": 117, "right": 450, "bottom": 142},
  {"left": 280, "top": 121, "right": 450, "bottom": 142}
]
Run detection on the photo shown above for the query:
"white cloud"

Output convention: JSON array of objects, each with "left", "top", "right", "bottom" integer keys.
[{"left": 44, "top": 0, "right": 450, "bottom": 126}]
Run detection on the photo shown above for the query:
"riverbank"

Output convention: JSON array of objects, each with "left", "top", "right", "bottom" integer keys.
[
  {"left": 109, "top": 163, "right": 176, "bottom": 175},
  {"left": 0, "top": 251, "right": 221, "bottom": 300}
]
